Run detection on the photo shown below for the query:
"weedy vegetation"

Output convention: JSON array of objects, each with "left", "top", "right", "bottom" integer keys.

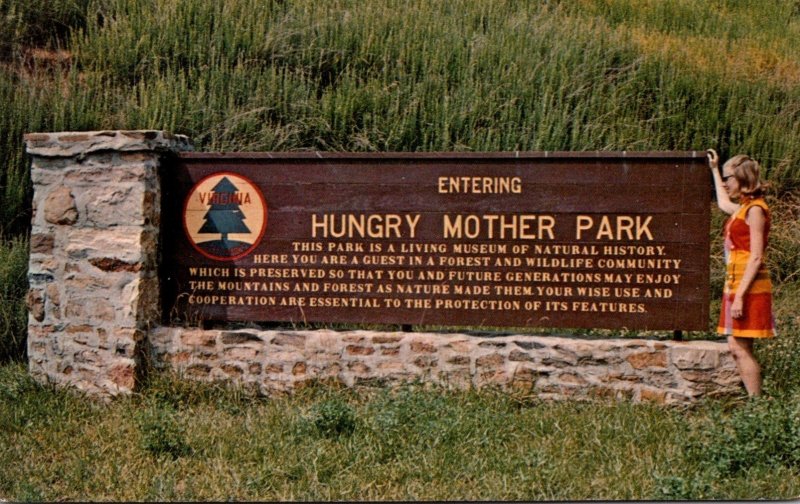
[
  {"left": 0, "top": 0, "right": 799, "bottom": 500},
  {"left": 1, "top": 364, "right": 799, "bottom": 501},
  {"left": 0, "top": 235, "right": 27, "bottom": 363}
]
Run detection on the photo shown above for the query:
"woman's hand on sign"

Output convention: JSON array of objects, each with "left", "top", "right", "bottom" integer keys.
[{"left": 707, "top": 148, "right": 719, "bottom": 169}]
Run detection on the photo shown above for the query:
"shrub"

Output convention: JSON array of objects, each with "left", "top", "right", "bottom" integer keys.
[
  {"left": 136, "top": 405, "right": 193, "bottom": 459},
  {"left": 309, "top": 397, "right": 357, "bottom": 438}
]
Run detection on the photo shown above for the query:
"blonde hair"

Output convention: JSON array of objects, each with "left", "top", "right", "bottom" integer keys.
[{"left": 724, "top": 154, "right": 767, "bottom": 197}]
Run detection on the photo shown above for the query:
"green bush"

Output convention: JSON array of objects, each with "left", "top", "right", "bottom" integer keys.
[
  {"left": 136, "top": 405, "right": 193, "bottom": 459},
  {"left": 0, "top": 235, "right": 27, "bottom": 362},
  {"left": 308, "top": 397, "right": 357, "bottom": 438}
]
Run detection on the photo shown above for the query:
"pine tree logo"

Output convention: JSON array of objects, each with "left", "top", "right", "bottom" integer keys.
[{"left": 183, "top": 172, "right": 267, "bottom": 261}]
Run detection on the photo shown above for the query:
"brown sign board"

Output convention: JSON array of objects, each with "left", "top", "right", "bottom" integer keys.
[{"left": 161, "top": 152, "right": 711, "bottom": 331}]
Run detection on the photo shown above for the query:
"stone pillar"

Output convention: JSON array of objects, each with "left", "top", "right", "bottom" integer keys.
[{"left": 24, "top": 131, "right": 192, "bottom": 396}]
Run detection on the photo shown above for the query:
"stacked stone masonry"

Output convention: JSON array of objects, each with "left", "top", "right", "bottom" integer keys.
[
  {"left": 25, "top": 130, "right": 741, "bottom": 403},
  {"left": 25, "top": 131, "right": 192, "bottom": 395},
  {"left": 150, "top": 328, "right": 740, "bottom": 404}
]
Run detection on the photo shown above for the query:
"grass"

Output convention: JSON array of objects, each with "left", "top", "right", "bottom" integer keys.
[{"left": 1, "top": 364, "right": 798, "bottom": 501}]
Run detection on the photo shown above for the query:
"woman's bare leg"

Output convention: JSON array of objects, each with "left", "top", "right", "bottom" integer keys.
[{"left": 727, "top": 336, "right": 762, "bottom": 396}]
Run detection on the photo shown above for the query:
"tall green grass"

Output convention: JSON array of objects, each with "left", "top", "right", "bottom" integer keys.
[
  {"left": 4, "top": 0, "right": 799, "bottom": 212},
  {"left": 65, "top": 0, "right": 800, "bottom": 177},
  {"left": 0, "top": 236, "right": 27, "bottom": 362}
]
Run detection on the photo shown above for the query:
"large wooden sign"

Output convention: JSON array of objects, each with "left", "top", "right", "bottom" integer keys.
[{"left": 162, "top": 152, "right": 711, "bottom": 330}]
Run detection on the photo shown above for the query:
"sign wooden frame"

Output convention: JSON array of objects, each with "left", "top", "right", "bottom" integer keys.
[{"left": 162, "top": 151, "right": 711, "bottom": 331}]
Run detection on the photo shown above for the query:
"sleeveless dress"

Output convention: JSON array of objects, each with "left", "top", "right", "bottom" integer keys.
[{"left": 716, "top": 197, "right": 775, "bottom": 338}]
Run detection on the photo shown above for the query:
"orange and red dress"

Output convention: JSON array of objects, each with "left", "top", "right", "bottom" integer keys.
[{"left": 717, "top": 197, "right": 775, "bottom": 338}]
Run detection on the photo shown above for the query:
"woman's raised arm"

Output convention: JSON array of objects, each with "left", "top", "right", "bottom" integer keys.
[{"left": 707, "top": 148, "right": 740, "bottom": 215}]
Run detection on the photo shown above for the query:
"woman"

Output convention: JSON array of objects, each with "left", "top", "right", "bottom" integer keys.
[{"left": 707, "top": 149, "right": 775, "bottom": 396}]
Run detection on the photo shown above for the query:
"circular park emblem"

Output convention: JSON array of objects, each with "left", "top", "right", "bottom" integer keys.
[{"left": 183, "top": 172, "right": 267, "bottom": 261}]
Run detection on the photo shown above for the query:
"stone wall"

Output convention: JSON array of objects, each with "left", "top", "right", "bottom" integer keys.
[
  {"left": 150, "top": 327, "right": 740, "bottom": 404},
  {"left": 25, "top": 130, "right": 742, "bottom": 403},
  {"left": 25, "top": 131, "right": 192, "bottom": 395}
]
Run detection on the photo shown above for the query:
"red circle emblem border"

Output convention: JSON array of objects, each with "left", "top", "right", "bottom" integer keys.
[{"left": 182, "top": 171, "right": 268, "bottom": 262}]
